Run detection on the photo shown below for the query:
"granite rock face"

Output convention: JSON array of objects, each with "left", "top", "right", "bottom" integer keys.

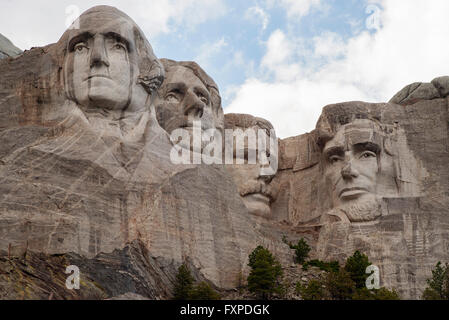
[
  {"left": 0, "top": 240, "right": 191, "bottom": 300},
  {"left": 0, "top": 5, "right": 295, "bottom": 298},
  {"left": 271, "top": 100, "right": 449, "bottom": 299},
  {"left": 0, "top": 5, "right": 448, "bottom": 300},
  {"left": 0, "top": 34, "right": 22, "bottom": 59}
]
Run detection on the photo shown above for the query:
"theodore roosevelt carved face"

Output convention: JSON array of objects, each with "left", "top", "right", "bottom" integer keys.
[{"left": 225, "top": 114, "right": 278, "bottom": 219}]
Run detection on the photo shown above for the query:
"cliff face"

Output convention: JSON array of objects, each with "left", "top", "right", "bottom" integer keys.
[
  {"left": 0, "top": 34, "right": 21, "bottom": 59},
  {"left": 0, "top": 15, "right": 296, "bottom": 298},
  {"left": 271, "top": 96, "right": 449, "bottom": 299},
  {"left": 0, "top": 6, "right": 448, "bottom": 300}
]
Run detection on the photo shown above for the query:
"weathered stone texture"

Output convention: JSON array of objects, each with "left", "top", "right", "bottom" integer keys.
[
  {"left": 0, "top": 34, "right": 22, "bottom": 59},
  {"left": 0, "top": 6, "right": 448, "bottom": 300}
]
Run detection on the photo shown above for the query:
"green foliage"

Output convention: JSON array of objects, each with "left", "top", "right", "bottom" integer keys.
[
  {"left": 353, "top": 287, "right": 400, "bottom": 300},
  {"left": 303, "top": 260, "right": 340, "bottom": 273},
  {"left": 189, "top": 282, "right": 221, "bottom": 300},
  {"left": 283, "top": 237, "right": 311, "bottom": 264},
  {"left": 325, "top": 269, "right": 356, "bottom": 300},
  {"left": 344, "top": 251, "right": 371, "bottom": 289},
  {"left": 373, "top": 288, "right": 400, "bottom": 300},
  {"left": 173, "top": 264, "right": 220, "bottom": 300},
  {"left": 296, "top": 251, "right": 400, "bottom": 301},
  {"left": 173, "top": 264, "right": 194, "bottom": 300},
  {"left": 296, "top": 280, "right": 326, "bottom": 300},
  {"left": 422, "top": 262, "right": 449, "bottom": 300},
  {"left": 247, "top": 246, "right": 283, "bottom": 299}
]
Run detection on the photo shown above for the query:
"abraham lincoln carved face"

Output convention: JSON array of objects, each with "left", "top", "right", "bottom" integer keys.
[{"left": 323, "top": 119, "right": 384, "bottom": 222}]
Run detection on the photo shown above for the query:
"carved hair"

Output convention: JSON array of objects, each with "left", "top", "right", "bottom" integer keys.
[
  {"left": 224, "top": 113, "right": 274, "bottom": 135},
  {"left": 316, "top": 102, "right": 387, "bottom": 150}
]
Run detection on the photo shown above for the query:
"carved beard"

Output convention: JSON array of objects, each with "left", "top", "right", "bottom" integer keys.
[{"left": 339, "top": 195, "right": 381, "bottom": 222}]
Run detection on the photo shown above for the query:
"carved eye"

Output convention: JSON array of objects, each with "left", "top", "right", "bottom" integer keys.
[
  {"left": 74, "top": 43, "right": 88, "bottom": 53},
  {"left": 197, "top": 93, "right": 208, "bottom": 104},
  {"left": 113, "top": 43, "right": 126, "bottom": 51},
  {"left": 329, "top": 156, "right": 342, "bottom": 164},
  {"left": 360, "top": 151, "right": 377, "bottom": 159},
  {"left": 165, "top": 93, "right": 180, "bottom": 103}
]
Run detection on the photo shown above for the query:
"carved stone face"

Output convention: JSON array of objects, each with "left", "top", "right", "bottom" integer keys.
[
  {"left": 226, "top": 126, "right": 277, "bottom": 218},
  {"left": 64, "top": 15, "right": 136, "bottom": 111},
  {"left": 155, "top": 65, "right": 216, "bottom": 135},
  {"left": 323, "top": 119, "right": 382, "bottom": 214}
]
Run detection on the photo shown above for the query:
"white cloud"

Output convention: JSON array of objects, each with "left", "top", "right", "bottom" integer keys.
[
  {"left": 226, "top": 0, "right": 449, "bottom": 138},
  {"left": 194, "top": 37, "right": 228, "bottom": 70},
  {"left": 266, "top": 0, "right": 322, "bottom": 19},
  {"left": 261, "top": 30, "right": 302, "bottom": 82},
  {"left": 245, "top": 6, "right": 270, "bottom": 31},
  {"left": 0, "top": 0, "right": 226, "bottom": 50},
  {"left": 313, "top": 32, "right": 346, "bottom": 58}
]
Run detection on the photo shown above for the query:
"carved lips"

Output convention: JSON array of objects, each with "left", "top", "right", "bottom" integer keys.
[
  {"left": 338, "top": 187, "right": 369, "bottom": 199},
  {"left": 85, "top": 74, "right": 112, "bottom": 81}
]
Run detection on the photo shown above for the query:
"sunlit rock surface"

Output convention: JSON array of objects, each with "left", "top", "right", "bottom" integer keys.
[
  {"left": 0, "top": 6, "right": 448, "bottom": 300},
  {"left": 0, "top": 34, "right": 21, "bottom": 59}
]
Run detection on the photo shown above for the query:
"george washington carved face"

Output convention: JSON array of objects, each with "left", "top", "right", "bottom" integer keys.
[{"left": 62, "top": 6, "right": 164, "bottom": 113}]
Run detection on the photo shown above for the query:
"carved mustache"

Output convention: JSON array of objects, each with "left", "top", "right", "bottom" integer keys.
[{"left": 239, "top": 180, "right": 275, "bottom": 202}]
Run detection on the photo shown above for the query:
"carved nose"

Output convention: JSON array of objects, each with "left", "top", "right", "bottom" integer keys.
[
  {"left": 341, "top": 162, "right": 359, "bottom": 179},
  {"left": 183, "top": 90, "right": 204, "bottom": 119},
  {"left": 90, "top": 36, "right": 110, "bottom": 68},
  {"left": 260, "top": 174, "right": 274, "bottom": 184}
]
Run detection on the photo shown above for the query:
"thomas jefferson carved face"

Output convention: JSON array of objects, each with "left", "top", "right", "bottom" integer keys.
[
  {"left": 64, "top": 12, "right": 137, "bottom": 111},
  {"left": 155, "top": 65, "right": 217, "bottom": 135},
  {"left": 323, "top": 119, "right": 382, "bottom": 221}
]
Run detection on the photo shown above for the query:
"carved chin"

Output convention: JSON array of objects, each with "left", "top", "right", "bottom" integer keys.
[
  {"left": 87, "top": 87, "right": 129, "bottom": 110},
  {"left": 242, "top": 194, "right": 271, "bottom": 218},
  {"left": 340, "top": 196, "right": 381, "bottom": 222}
]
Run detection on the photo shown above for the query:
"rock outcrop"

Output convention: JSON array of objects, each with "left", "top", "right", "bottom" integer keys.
[
  {"left": 0, "top": 34, "right": 21, "bottom": 59},
  {"left": 0, "top": 5, "right": 448, "bottom": 300}
]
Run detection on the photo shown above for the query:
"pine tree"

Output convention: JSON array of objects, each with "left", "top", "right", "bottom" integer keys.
[
  {"left": 173, "top": 264, "right": 194, "bottom": 300},
  {"left": 344, "top": 251, "right": 371, "bottom": 289},
  {"left": 283, "top": 237, "right": 311, "bottom": 264},
  {"left": 326, "top": 269, "right": 356, "bottom": 300},
  {"left": 422, "top": 261, "right": 449, "bottom": 300},
  {"left": 189, "top": 282, "right": 221, "bottom": 300},
  {"left": 296, "top": 279, "right": 326, "bottom": 300},
  {"left": 247, "top": 246, "right": 283, "bottom": 299}
]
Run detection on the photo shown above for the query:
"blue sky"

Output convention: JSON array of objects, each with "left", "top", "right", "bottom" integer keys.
[
  {"left": 150, "top": 0, "right": 374, "bottom": 105},
  {"left": 1, "top": 0, "right": 449, "bottom": 138}
]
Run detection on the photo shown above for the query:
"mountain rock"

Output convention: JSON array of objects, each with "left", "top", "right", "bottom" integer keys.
[
  {"left": 0, "top": 5, "right": 448, "bottom": 300},
  {"left": 0, "top": 34, "right": 22, "bottom": 59}
]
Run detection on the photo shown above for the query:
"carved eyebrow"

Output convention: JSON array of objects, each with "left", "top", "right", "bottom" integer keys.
[
  {"left": 353, "top": 142, "right": 380, "bottom": 154},
  {"left": 324, "top": 146, "right": 345, "bottom": 158},
  {"left": 68, "top": 32, "right": 94, "bottom": 51},
  {"left": 194, "top": 87, "right": 210, "bottom": 102},
  {"left": 103, "top": 32, "right": 131, "bottom": 51},
  {"left": 165, "top": 83, "right": 187, "bottom": 94}
]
